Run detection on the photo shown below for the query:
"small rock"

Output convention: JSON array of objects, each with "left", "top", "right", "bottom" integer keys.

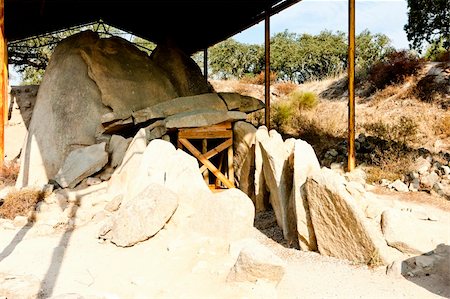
[
  {"left": 441, "top": 165, "right": 450, "bottom": 176},
  {"left": 13, "top": 215, "right": 29, "bottom": 227},
  {"left": 415, "top": 156, "right": 431, "bottom": 175},
  {"left": 380, "top": 179, "right": 391, "bottom": 187},
  {"left": 104, "top": 195, "right": 123, "bottom": 212},
  {"left": 386, "top": 260, "right": 405, "bottom": 277},
  {"left": 421, "top": 172, "right": 439, "bottom": 190},
  {"left": 328, "top": 149, "right": 338, "bottom": 157},
  {"left": 409, "top": 178, "right": 420, "bottom": 192},
  {"left": 227, "top": 239, "right": 285, "bottom": 284},
  {"left": 389, "top": 180, "right": 409, "bottom": 192},
  {"left": 415, "top": 255, "right": 435, "bottom": 271},
  {"left": 86, "top": 177, "right": 102, "bottom": 186}
]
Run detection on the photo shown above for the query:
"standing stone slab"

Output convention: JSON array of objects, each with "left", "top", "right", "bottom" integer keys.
[
  {"left": 99, "top": 184, "right": 178, "bottom": 247},
  {"left": 54, "top": 142, "right": 108, "bottom": 188},
  {"left": 254, "top": 127, "right": 270, "bottom": 212},
  {"left": 233, "top": 121, "right": 257, "bottom": 201},
  {"left": 291, "top": 139, "right": 320, "bottom": 251},
  {"left": 305, "top": 167, "right": 396, "bottom": 264},
  {"left": 258, "top": 129, "right": 296, "bottom": 243}
]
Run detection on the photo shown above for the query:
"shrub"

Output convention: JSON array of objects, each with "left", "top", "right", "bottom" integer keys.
[
  {"left": 240, "top": 71, "right": 277, "bottom": 85},
  {"left": 288, "top": 90, "right": 318, "bottom": 110},
  {"left": 414, "top": 73, "right": 449, "bottom": 107},
  {"left": 368, "top": 51, "right": 422, "bottom": 90},
  {"left": 271, "top": 101, "right": 293, "bottom": 130},
  {"left": 363, "top": 116, "right": 418, "bottom": 144},
  {"left": 275, "top": 81, "right": 298, "bottom": 96}
]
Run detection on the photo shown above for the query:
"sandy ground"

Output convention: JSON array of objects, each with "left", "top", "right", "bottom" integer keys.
[{"left": 0, "top": 213, "right": 449, "bottom": 299}]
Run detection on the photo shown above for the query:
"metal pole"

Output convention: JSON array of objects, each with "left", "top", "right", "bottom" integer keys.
[
  {"left": 0, "top": 0, "right": 5, "bottom": 167},
  {"left": 203, "top": 48, "right": 208, "bottom": 80},
  {"left": 347, "top": 0, "right": 356, "bottom": 171},
  {"left": 264, "top": 6, "right": 271, "bottom": 129}
]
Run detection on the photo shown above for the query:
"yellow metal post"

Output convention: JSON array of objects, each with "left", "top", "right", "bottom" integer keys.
[
  {"left": 347, "top": 0, "right": 356, "bottom": 171},
  {"left": 0, "top": 0, "right": 5, "bottom": 167},
  {"left": 264, "top": 6, "right": 271, "bottom": 129}
]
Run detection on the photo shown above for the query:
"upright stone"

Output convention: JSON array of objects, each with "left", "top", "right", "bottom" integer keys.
[
  {"left": 291, "top": 139, "right": 320, "bottom": 251},
  {"left": 258, "top": 129, "right": 296, "bottom": 243},
  {"left": 305, "top": 167, "right": 397, "bottom": 264},
  {"left": 233, "top": 121, "right": 257, "bottom": 201}
]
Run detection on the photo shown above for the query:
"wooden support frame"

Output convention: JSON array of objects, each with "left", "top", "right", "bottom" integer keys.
[{"left": 177, "top": 121, "right": 234, "bottom": 189}]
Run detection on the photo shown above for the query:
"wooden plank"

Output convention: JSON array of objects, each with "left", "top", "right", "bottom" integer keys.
[
  {"left": 179, "top": 138, "right": 234, "bottom": 189},
  {"left": 0, "top": 0, "right": 5, "bottom": 166},
  {"left": 199, "top": 139, "right": 232, "bottom": 174},
  {"left": 228, "top": 142, "right": 234, "bottom": 187},
  {"left": 202, "top": 139, "right": 209, "bottom": 184},
  {"left": 178, "top": 130, "right": 232, "bottom": 139}
]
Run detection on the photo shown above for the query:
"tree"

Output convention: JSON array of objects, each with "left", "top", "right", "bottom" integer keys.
[{"left": 404, "top": 0, "right": 450, "bottom": 53}]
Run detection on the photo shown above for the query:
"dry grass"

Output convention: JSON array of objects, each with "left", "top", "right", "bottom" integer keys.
[
  {"left": 0, "top": 161, "right": 20, "bottom": 187},
  {"left": 0, "top": 188, "right": 44, "bottom": 220},
  {"left": 274, "top": 81, "right": 298, "bottom": 96}
]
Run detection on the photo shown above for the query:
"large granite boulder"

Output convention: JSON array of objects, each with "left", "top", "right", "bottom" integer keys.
[
  {"left": 150, "top": 39, "right": 211, "bottom": 97},
  {"left": 80, "top": 35, "right": 178, "bottom": 115},
  {"left": 16, "top": 31, "right": 111, "bottom": 188}
]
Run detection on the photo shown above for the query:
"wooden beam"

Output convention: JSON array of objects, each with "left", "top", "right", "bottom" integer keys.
[
  {"left": 264, "top": 6, "right": 271, "bottom": 130},
  {"left": 203, "top": 48, "right": 208, "bottom": 80},
  {"left": 199, "top": 138, "right": 233, "bottom": 173},
  {"left": 179, "top": 138, "right": 234, "bottom": 189},
  {"left": 0, "top": 0, "right": 5, "bottom": 167},
  {"left": 347, "top": 0, "right": 356, "bottom": 172}
]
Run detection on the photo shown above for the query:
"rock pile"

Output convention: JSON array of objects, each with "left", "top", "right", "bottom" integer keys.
[{"left": 322, "top": 134, "right": 450, "bottom": 200}]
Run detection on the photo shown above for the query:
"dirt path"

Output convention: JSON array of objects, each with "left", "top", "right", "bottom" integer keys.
[{"left": 0, "top": 214, "right": 448, "bottom": 299}]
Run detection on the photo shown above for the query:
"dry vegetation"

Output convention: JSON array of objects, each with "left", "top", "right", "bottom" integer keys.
[
  {"left": 211, "top": 59, "right": 450, "bottom": 183},
  {"left": 0, "top": 161, "right": 20, "bottom": 187},
  {"left": 0, "top": 188, "right": 44, "bottom": 220}
]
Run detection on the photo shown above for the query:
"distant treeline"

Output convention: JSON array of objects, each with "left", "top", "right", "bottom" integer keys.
[{"left": 199, "top": 29, "right": 394, "bottom": 83}]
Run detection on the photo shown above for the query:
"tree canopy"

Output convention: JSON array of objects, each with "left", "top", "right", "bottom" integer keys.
[{"left": 404, "top": 0, "right": 450, "bottom": 53}]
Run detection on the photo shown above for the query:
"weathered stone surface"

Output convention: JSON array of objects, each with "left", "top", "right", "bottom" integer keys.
[
  {"left": 54, "top": 143, "right": 108, "bottom": 189},
  {"left": 98, "top": 116, "right": 133, "bottom": 135},
  {"left": 104, "top": 195, "right": 123, "bottom": 212},
  {"left": 258, "top": 129, "right": 296, "bottom": 242},
  {"left": 0, "top": 272, "right": 41, "bottom": 299},
  {"left": 389, "top": 179, "right": 409, "bottom": 192},
  {"left": 421, "top": 172, "right": 439, "bottom": 190},
  {"left": 150, "top": 40, "right": 211, "bottom": 97},
  {"left": 254, "top": 127, "right": 270, "bottom": 212},
  {"left": 165, "top": 109, "right": 247, "bottom": 129},
  {"left": 291, "top": 139, "right": 320, "bottom": 251},
  {"left": 80, "top": 35, "right": 177, "bottom": 116},
  {"left": 16, "top": 32, "right": 111, "bottom": 188},
  {"left": 99, "top": 184, "right": 178, "bottom": 247},
  {"left": 227, "top": 239, "right": 285, "bottom": 284},
  {"left": 171, "top": 188, "right": 255, "bottom": 242},
  {"left": 108, "top": 135, "right": 132, "bottom": 168},
  {"left": 233, "top": 121, "right": 257, "bottom": 201},
  {"left": 305, "top": 168, "right": 396, "bottom": 264},
  {"left": 108, "top": 128, "right": 148, "bottom": 197},
  {"left": 132, "top": 93, "right": 227, "bottom": 124},
  {"left": 125, "top": 139, "right": 210, "bottom": 203},
  {"left": 219, "top": 92, "right": 265, "bottom": 113},
  {"left": 381, "top": 209, "right": 450, "bottom": 254}
]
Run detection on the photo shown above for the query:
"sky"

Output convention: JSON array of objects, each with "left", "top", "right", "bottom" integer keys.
[
  {"left": 10, "top": 0, "right": 410, "bottom": 85},
  {"left": 233, "top": 0, "right": 409, "bottom": 50}
]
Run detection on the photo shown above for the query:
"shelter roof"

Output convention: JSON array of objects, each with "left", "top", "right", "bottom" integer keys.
[{"left": 6, "top": 0, "right": 299, "bottom": 53}]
